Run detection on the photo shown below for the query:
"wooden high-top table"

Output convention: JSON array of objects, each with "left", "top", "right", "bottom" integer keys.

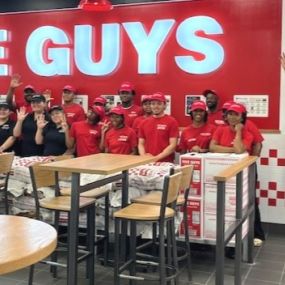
[
  {"left": 0, "top": 215, "right": 57, "bottom": 275},
  {"left": 40, "top": 153, "right": 155, "bottom": 285}
]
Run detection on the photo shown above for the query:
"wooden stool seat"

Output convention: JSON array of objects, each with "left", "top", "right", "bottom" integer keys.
[
  {"left": 114, "top": 203, "right": 175, "bottom": 221},
  {"left": 0, "top": 215, "right": 57, "bottom": 275},
  {"left": 40, "top": 196, "right": 95, "bottom": 212},
  {"left": 132, "top": 192, "right": 185, "bottom": 206},
  {"left": 60, "top": 187, "right": 110, "bottom": 199},
  {"left": 176, "top": 194, "right": 185, "bottom": 206}
]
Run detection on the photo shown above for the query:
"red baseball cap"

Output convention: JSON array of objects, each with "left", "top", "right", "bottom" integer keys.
[
  {"left": 89, "top": 105, "right": 105, "bottom": 119},
  {"left": 222, "top": 100, "right": 235, "bottom": 110},
  {"left": 227, "top": 103, "right": 244, "bottom": 114},
  {"left": 203, "top": 89, "right": 218, "bottom": 97},
  {"left": 141, "top": 95, "right": 152, "bottom": 103},
  {"left": 93, "top": 97, "right": 107, "bottom": 105},
  {"left": 63, "top": 85, "right": 76, "bottom": 93},
  {"left": 119, "top": 81, "right": 134, "bottom": 93},
  {"left": 190, "top": 100, "right": 207, "bottom": 112},
  {"left": 151, "top": 92, "right": 166, "bottom": 103},
  {"left": 24, "top": 85, "right": 35, "bottom": 91},
  {"left": 109, "top": 106, "right": 124, "bottom": 116}
]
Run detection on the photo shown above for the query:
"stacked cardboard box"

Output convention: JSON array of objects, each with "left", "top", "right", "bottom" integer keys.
[{"left": 179, "top": 152, "right": 249, "bottom": 241}]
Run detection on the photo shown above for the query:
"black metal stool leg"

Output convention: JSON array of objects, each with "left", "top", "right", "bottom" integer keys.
[
  {"left": 51, "top": 210, "right": 60, "bottom": 278},
  {"left": 87, "top": 205, "right": 95, "bottom": 285},
  {"left": 166, "top": 221, "right": 172, "bottom": 285},
  {"left": 104, "top": 194, "right": 109, "bottom": 266},
  {"left": 183, "top": 206, "right": 192, "bottom": 281},
  {"left": 170, "top": 219, "right": 179, "bottom": 285},
  {"left": 114, "top": 218, "right": 121, "bottom": 285},
  {"left": 129, "top": 220, "right": 137, "bottom": 285},
  {"left": 159, "top": 219, "right": 166, "bottom": 285},
  {"left": 28, "top": 265, "right": 34, "bottom": 285}
]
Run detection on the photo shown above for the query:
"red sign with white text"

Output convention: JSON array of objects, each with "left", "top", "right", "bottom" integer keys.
[{"left": 0, "top": 0, "right": 281, "bottom": 129}]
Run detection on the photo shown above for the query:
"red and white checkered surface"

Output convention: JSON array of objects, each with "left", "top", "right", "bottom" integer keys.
[{"left": 257, "top": 147, "right": 285, "bottom": 208}]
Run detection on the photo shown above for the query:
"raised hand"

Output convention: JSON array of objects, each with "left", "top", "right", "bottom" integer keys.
[
  {"left": 101, "top": 121, "right": 111, "bottom": 133},
  {"left": 235, "top": 123, "right": 244, "bottom": 132},
  {"left": 60, "top": 114, "right": 69, "bottom": 132},
  {"left": 16, "top": 107, "right": 28, "bottom": 121},
  {"left": 10, "top": 74, "right": 22, "bottom": 89},
  {"left": 36, "top": 114, "right": 48, "bottom": 129}
]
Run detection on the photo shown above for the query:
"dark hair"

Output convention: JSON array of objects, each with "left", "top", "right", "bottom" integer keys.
[
  {"left": 190, "top": 111, "right": 208, "bottom": 122},
  {"left": 226, "top": 111, "right": 247, "bottom": 124}
]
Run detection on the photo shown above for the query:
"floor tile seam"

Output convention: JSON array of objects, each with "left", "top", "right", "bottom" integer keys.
[
  {"left": 278, "top": 261, "right": 285, "bottom": 285},
  {"left": 242, "top": 245, "right": 263, "bottom": 281},
  {"left": 205, "top": 271, "right": 215, "bottom": 285},
  {"left": 245, "top": 278, "right": 280, "bottom": 284}
]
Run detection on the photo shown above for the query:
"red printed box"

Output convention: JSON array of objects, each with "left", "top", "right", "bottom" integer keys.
[
  {"left": 204, "top": 181, "right": 249, "bottom": 216},
  {"left": 180, "top": 153, "right": 204, "bottom": 197},
  {"left": 179, "top": 199, "right": 203, "bottom": 239},
  {"left": 203, "top": 153, "right": 248, "bottom": 185}
]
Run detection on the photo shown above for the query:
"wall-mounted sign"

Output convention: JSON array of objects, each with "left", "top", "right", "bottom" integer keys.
[
  {"left": 0, "top": 0, "right": 281, "bottom": 129},
  {"left": 234, "top": 95, "right": 269, "bottom": 117}
]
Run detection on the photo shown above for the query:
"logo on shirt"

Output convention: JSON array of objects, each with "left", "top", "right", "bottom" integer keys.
[
  {"left": 157, "top": 124, "right": 167, "bottom": 130},
  {"left": 215, "top": 120, "right": 225, "bottom": 125},
  {"left": 118, "top": 135, "right": 128, "bottom": 142},
  {"left": 1, "top": 124, "right": 10, "bottom": 130},
  {"left": 187, "top": 138, "right": 196, "bottom": 142},
  {"left": 128, "top": 112, "right": 138, "bottom": 117},
  {"left": 89, "top": 130, "right": 98, "bottom": 135},
  {"left": 200, "top": 132, "right": 211, "bottom": 136},
  {"left": 66, "top": 112, "right": 75, "bottom": 117}
]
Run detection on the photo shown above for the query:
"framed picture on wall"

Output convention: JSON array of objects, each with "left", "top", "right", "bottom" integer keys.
[{"left": 185, "top": 95, "right": 205, "bottom": 116}]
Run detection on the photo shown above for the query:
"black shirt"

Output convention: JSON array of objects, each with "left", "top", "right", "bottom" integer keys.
[
  {"left": 0, "top": 119, "right": 15, "bottom": 152},
  {"left": 20, "top": 112, "right": 50, "bottom": 157},
  {"left": 42, "top": 123, "right": 67, "bottom": 156}
]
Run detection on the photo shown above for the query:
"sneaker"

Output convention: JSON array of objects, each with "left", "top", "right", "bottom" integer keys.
[{"left": 254, "top": 238, "right": 263, "bottom": 247}]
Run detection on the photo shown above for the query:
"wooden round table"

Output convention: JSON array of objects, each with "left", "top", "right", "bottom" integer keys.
[{"left": 0, "top": 215, "right": 57, "bottom": 275}]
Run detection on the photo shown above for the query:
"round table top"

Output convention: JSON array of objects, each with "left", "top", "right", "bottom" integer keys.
[{"left": 0, "top": 215, "right": 57, "bottom": 275}]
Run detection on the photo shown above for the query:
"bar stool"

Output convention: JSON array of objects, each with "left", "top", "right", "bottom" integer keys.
[
  {"left": 0, "top": 152, "right": 14, "bottom": 214},
  {"left": 113, "top": 172, "right": 182, "bottom": 285},
  {"left": 28, "top": 161, "right": 96, "bottom": 285},
  {"left": 131, "top": 165, "right": 194, "bottom": 281},
  {"left": 60, "top": 181, "right": 110, "bottom": 265}
]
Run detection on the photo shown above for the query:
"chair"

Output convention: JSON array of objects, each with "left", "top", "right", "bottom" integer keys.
[
  {"left": 0, "top": 152, "right": 14, "bottom": 214},
  {"left": 60, "top": 177, "right": 110, "bottom": 265},
  {"left": 28, "top": 161, "right": 96, "bottom": 285},
  {"left": 114, "top": 171, "right": 182, "bottom": 285},
  {"left": 131, "top": 165, "right": 194, "bottom": 280}
]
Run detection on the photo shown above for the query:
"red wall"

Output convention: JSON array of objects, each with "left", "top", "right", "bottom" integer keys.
[{"left": 0, "top": 0, "right": 281, "bottom": 129}]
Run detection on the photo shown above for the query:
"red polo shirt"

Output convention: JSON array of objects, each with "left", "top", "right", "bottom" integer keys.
[
  {"left": 69, "top": 121, "right": 101, "bottom": 157},
  {"left": 139, "top": 114, "right": 179, "bottom": 162},
  {"left": 179, "top": 123, "right": 216, "bottom": 152},
  {"left": 207, "top": 109, "right": 225, "bottom": 126},
  {"left": 244, "top": 120, "right": 264, "bottom": 144},
  {"left": 105, "top": 126, "right": 137, "bottom": 154},
  {"left": 120, "top": 105, "right": 143, "bottom": 128},
  {"left": 212, "top": 125, "right": 253, "bottom": 152},
  {"left": 63, "top": 103, "right": 86, "bottom": 126},
  {"left": 132, "top": 115, "right": 149, "bottom": 135}
]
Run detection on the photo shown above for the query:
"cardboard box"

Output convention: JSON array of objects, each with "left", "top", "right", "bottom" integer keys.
[
  {"left": 180, "top": 153, "right": 204, "bottom": 197},
  {"left": 204, "top": 212, "right": 249, "bottom": 242},
  {"left": 204, "top": 182, "right": 249, "bottom": 215},
  {"left": 179, "top": 199, "right": 203, "bottom": 238},
  {"left": 203, "top": 153, "right": 249, "bottom": 185}
]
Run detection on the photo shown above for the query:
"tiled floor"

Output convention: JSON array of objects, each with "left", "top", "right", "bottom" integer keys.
[{"left": 1, "top": 223, "right": 285, "bottom": 285}]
